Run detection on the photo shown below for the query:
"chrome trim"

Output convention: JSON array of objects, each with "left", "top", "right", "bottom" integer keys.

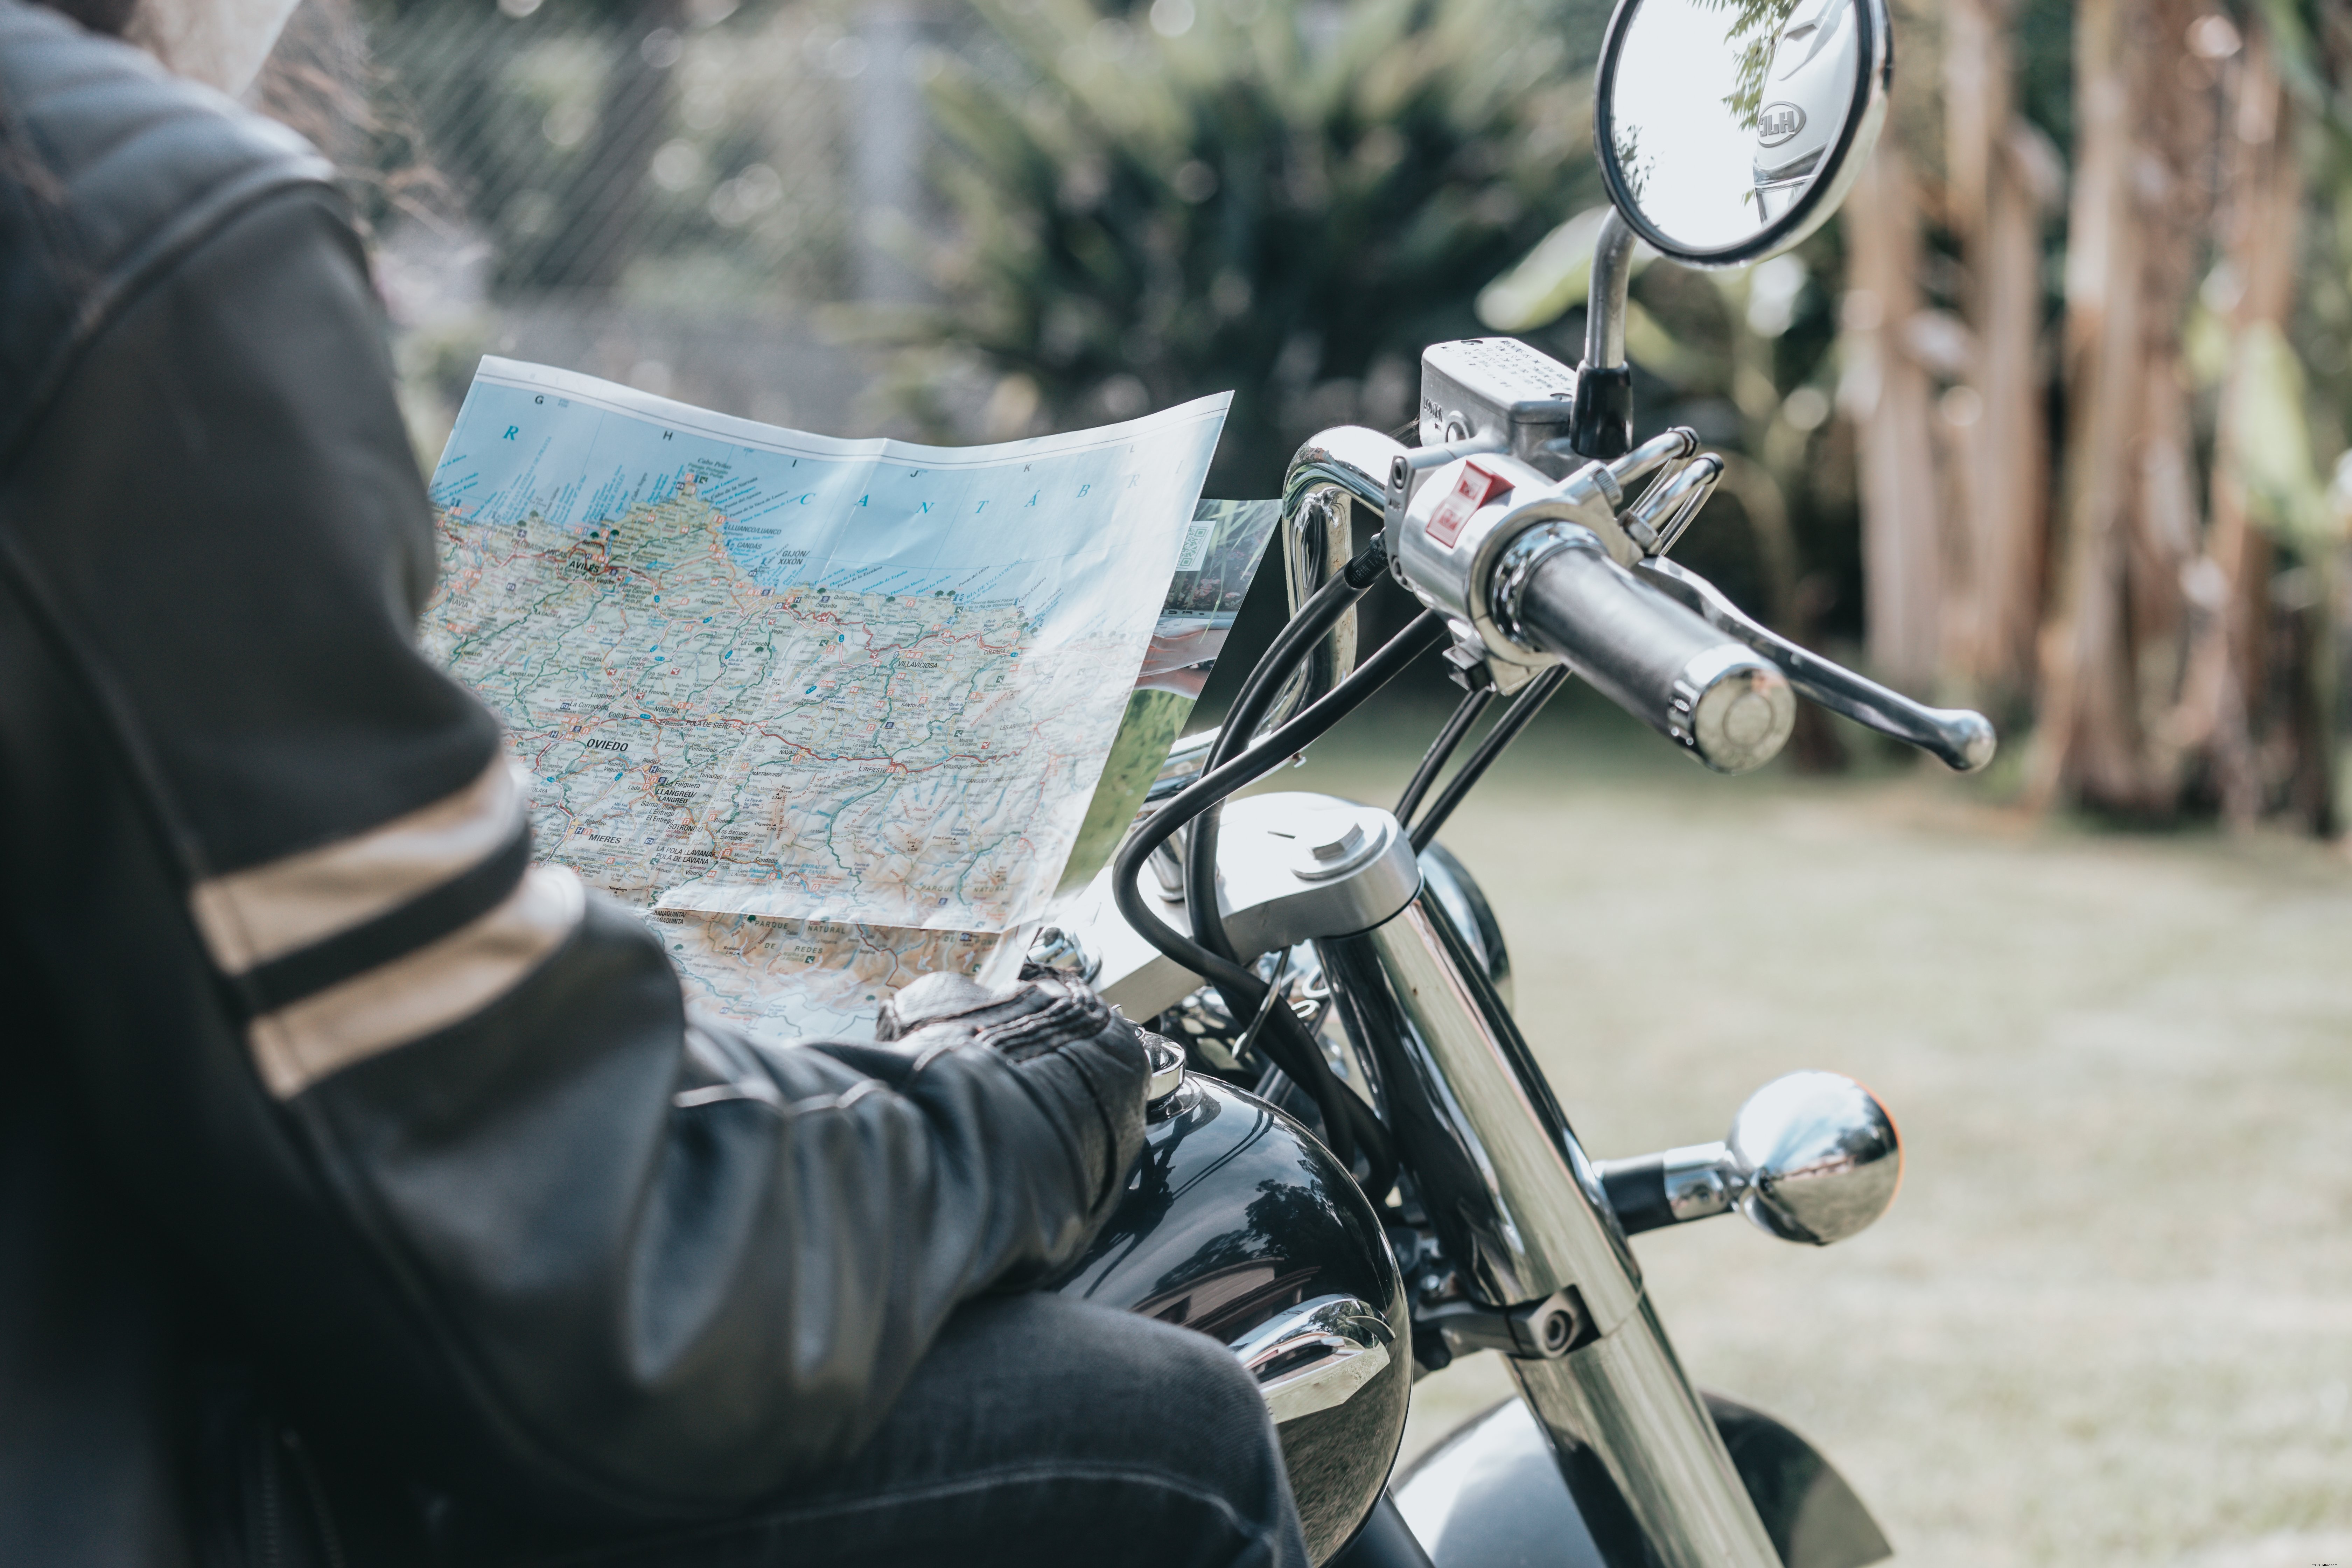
[
  {"left": 1327, "top": 889, "right": 1783, "bottom": 1568},
  {"left": 1213, "top": 796, "right": 1421, "bottom": 953},
  {"left": 1024, "top": 923, "right": 1101, "bottom": 983},
  {"left": 1145, "top": 729, "right": 1220, "bottom": 803},
  {"left": 1414, "top": 842, "right": 1511, "bottom": 1011},
  {"left": 1486, "top": 525, "right": 1796, "bottom": 775},
  {"left": 1650, "top": 469, "right": 1719, "bottom": 558},
  {"left": 1616, "top": 446, "right": 1722, "bottom": 556},
  {"left": 1287, "top": 810, "right": 1391, "bottom": 883},
  {"left": 1062, "top": 792, "right": 1422, "bottom": 1021},
  {"left": 1392, "top": 454, "right": 1635, "bottom": 684},
  {"left": 1230, "top": 1293, "right": 1395, "bottom": 1424},
  {"left": 1283, "top": 428, "right": 1399, "bottom": 519},
  {"left": 1660, "top": 1142, "right": 1737, "bottom": 1223},
  {"left": 1727, "top": 1071, "right": 1902, "bottom": 1246},
  {"left": 1268, "top": 427, "right": 1405, "bottom": 728},
  {"left": 1592, "top": 1071, "right": 1904, "bottom": 1245},
  {"left": 1512, "top": 1298, "right": 1785, "bottom": 1568},
  {"left": 1332, "top": 896, "right": 1639, "bottom": 1326},
  {"left": 1584, "top": 209, "right": 1638, "bottom": 370},
  {"left": 1595, "top": 0, "right": 1893, "bottom": 270},
  {"left": 1605, "top": 427, "right": 1699, "bottom": 495},
  {"left": 1143, "top": 1034, "right": 1187, "bottom": 1104},
  {"left": 1674, "top": 643, "right": 1799, "bottom": 775},
  {"left": 1489, "top": 520, "right": 1590, "bottom": 653}
]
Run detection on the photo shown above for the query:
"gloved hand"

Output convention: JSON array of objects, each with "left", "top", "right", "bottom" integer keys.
[{"left": 876, "top": 970, "right": 1151, "bottom": 1218}]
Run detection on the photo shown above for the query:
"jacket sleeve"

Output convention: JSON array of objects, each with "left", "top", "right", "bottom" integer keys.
[{"left": 0, "top": 177, "right": 1148, "bottom": 1518}]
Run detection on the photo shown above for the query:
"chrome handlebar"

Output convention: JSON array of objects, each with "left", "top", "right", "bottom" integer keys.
[
  {"left": 1262, "top": 428, "right": 1406, "bottom": 733},
  {"left": 1506, "top": 527, "right": 1794, "bottom": 774},
  {"left": 1634, "top": 556, "right": 1997, "bottom": 772},
  {"left": 1309, "top": 412, "right": 1996, "bottom": 777}
]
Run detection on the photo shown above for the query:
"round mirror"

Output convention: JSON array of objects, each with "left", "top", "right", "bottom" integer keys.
[{"left": 1595, "top": 0, "right": 1891, "bottom": 267}]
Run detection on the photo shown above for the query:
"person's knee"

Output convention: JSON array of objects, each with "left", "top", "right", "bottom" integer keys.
[
  {"left": 661, "top": 1295, "right": 1310, "bottom": 1568},
  {"left": 1097, "top": 1310, "right": 1294, "bottom": 1513},
  {"left": 934, "top": 1294, "right": 1292, "bottom": 1504}
]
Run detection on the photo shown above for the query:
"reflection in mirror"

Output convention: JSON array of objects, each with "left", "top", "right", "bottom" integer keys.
[{"left": 1602, "top": 0, "right": 1869, "bottom": 259}]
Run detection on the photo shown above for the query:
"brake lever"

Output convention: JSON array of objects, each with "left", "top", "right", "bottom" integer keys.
[{"left": 1632, "top": 557, "right": 1997, "bottom": 773}]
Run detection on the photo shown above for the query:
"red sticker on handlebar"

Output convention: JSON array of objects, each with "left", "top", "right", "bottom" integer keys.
[{"left": 1425, "top": 460, "right": 1512, "bottom": 548}]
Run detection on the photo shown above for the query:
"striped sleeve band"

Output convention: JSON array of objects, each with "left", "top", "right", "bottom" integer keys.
[{"left": 184, "top": 756, "right": 586, "bottom": 1098}]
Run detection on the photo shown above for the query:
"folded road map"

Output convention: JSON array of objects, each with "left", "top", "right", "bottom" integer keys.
[{"left": 422, "top": 358, "right": 1269, "bottom": 1041}]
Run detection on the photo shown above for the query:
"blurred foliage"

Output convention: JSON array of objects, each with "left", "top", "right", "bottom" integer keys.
[
  {"left": 887, "top": 0, "right": 1608, "bottom": 493},
  {"left": 1625, "top": 240, "right": 1859, "bottom": 642},
  {"left": 355, "top": 0, "right": 857, "bottom": 301}
]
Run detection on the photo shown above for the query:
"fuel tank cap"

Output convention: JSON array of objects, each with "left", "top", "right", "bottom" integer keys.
[{"left": 1143, "top": 1033, "right": 1188, "bottom": 1119}]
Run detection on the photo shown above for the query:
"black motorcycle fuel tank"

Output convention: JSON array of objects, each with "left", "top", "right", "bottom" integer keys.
[{"left": 1048, "top": 1072, "right": 1410, "bottom": 1561}]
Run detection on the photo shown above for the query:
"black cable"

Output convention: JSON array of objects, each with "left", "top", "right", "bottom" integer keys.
[
  {"left": 1115, "top": 611, "right": 1445, "bottom": 992},
  {"left": 1115, "top": 611, "right": 1443, "bottom": 1195},
  {"left": 1187, "top": 537, "right": 1391, "bottom": 965},
  {"left": 1183, "top": 541, "right": 1387, "bottom": 961},
  {"left": 1229, "top": 947, "right": 1293, "bottom": 1066},
  {"left": 1408, "top": 666, "right": 1570, "bottom": 853},
  {"left": 1393, "top": 685, "right": 1494, "bottom": 828}
]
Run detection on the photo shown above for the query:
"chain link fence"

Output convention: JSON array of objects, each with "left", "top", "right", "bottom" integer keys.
[{"left": 340, "top": 0, "right": 966, "bottom": 452}]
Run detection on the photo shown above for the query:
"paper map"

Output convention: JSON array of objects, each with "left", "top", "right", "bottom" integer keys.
[{"left": 423, "top": 357, "right": 1242, "bottom": 1041}]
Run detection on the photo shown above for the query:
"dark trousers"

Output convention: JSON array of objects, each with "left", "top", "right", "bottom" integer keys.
[{"left": 546, "top": 1293, "right": 1311, "bottom": 1568}]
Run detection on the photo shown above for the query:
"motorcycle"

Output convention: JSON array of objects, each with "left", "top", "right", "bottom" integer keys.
[{"left": 1030, "top": 0, "right": 1997, "bottom": 1562}]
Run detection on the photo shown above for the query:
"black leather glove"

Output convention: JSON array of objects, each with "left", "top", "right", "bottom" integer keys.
[{"left": 876, "top": 970, "right": 1151, "bottom": 1218}]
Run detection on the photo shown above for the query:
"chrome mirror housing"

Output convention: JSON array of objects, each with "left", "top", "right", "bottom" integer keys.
[
  {"left": 1594, "top": 1070, "right": 1902, "bottom": 1246},
  {"left": 1570, "top": 0, "right": 1892, "bottom": 455},
  {"left": 1594, "top": 0, "right": 1892, "bottom": 268}
]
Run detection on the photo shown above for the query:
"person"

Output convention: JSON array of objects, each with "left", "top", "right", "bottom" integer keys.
[{"left": 0, "top": 1, "right": 1311, "bottom": 1563}]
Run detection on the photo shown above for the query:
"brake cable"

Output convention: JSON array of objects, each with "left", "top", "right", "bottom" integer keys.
[
  {"left": 1393, "top": 685, "right": 1494, "bottom": 828},
  {"left": 1408, "top": 666, "right": 1569, "bottom": 853}
]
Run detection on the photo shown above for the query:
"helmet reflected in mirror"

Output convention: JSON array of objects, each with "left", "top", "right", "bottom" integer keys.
[
  {"left": 1594, "top": 0, "right": 1891, "bottom": 267},
  {"left": 1726, "top": 1071, "right": 1901, "bottom": 1245}
]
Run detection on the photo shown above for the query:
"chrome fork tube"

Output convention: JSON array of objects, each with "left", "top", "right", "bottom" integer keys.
[{"left": 1325, "top": 892, "right": 1780, "bottom": 1568}]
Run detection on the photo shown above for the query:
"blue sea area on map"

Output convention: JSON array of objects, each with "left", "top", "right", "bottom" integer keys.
[{"left": 430, "top": 372, "right": 1221, "bottom": 629}]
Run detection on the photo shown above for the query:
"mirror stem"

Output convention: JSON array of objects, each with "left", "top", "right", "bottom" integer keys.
[
  {"left": 1567, "top": 209, "right": 1638, "bottom": 461},
  {"left": 1583, "top": 208, "right": 1636, "bottom": 371}
]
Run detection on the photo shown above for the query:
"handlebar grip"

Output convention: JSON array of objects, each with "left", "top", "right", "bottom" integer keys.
[{"left": 1510, "top": 528, "right": 1795, "bottom": 774}]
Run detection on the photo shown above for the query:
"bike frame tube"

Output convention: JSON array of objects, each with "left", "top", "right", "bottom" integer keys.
[{"left": 1323, "top": 891, "right": 1782, "bottom": 1568}]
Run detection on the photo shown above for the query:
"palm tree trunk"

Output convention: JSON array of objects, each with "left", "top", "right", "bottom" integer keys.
[
  {"left": 2195, "top": 26, "right": 2311, "bottom": 824},
  {"left": 1941, "top": 0, "right": 2050, "bottom": 708},
  {"left": 1842, "top": 142, "right": 1944, "bottom": 694},
  {"left": 2026, "top": 0, "right": 2214, "bottom": 816}
]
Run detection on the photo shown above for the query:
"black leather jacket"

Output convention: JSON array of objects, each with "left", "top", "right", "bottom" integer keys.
[{"left": 0, "top": 6, "right": 1149, "bottom": 1562}]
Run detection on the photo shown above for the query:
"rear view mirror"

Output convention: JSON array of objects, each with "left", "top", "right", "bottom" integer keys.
[{"left": 1594, "top": 0, "right": 1891, "bottom": 267}]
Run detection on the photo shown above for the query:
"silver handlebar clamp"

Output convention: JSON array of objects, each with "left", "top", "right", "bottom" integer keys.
[{"left": 1388, "top": 447, "right": 1633, "bottom": 685}]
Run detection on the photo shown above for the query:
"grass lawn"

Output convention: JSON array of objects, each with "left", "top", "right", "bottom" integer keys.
[{"left": 1269, "top": 694, "right": 2352, "bottom": 1568}]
